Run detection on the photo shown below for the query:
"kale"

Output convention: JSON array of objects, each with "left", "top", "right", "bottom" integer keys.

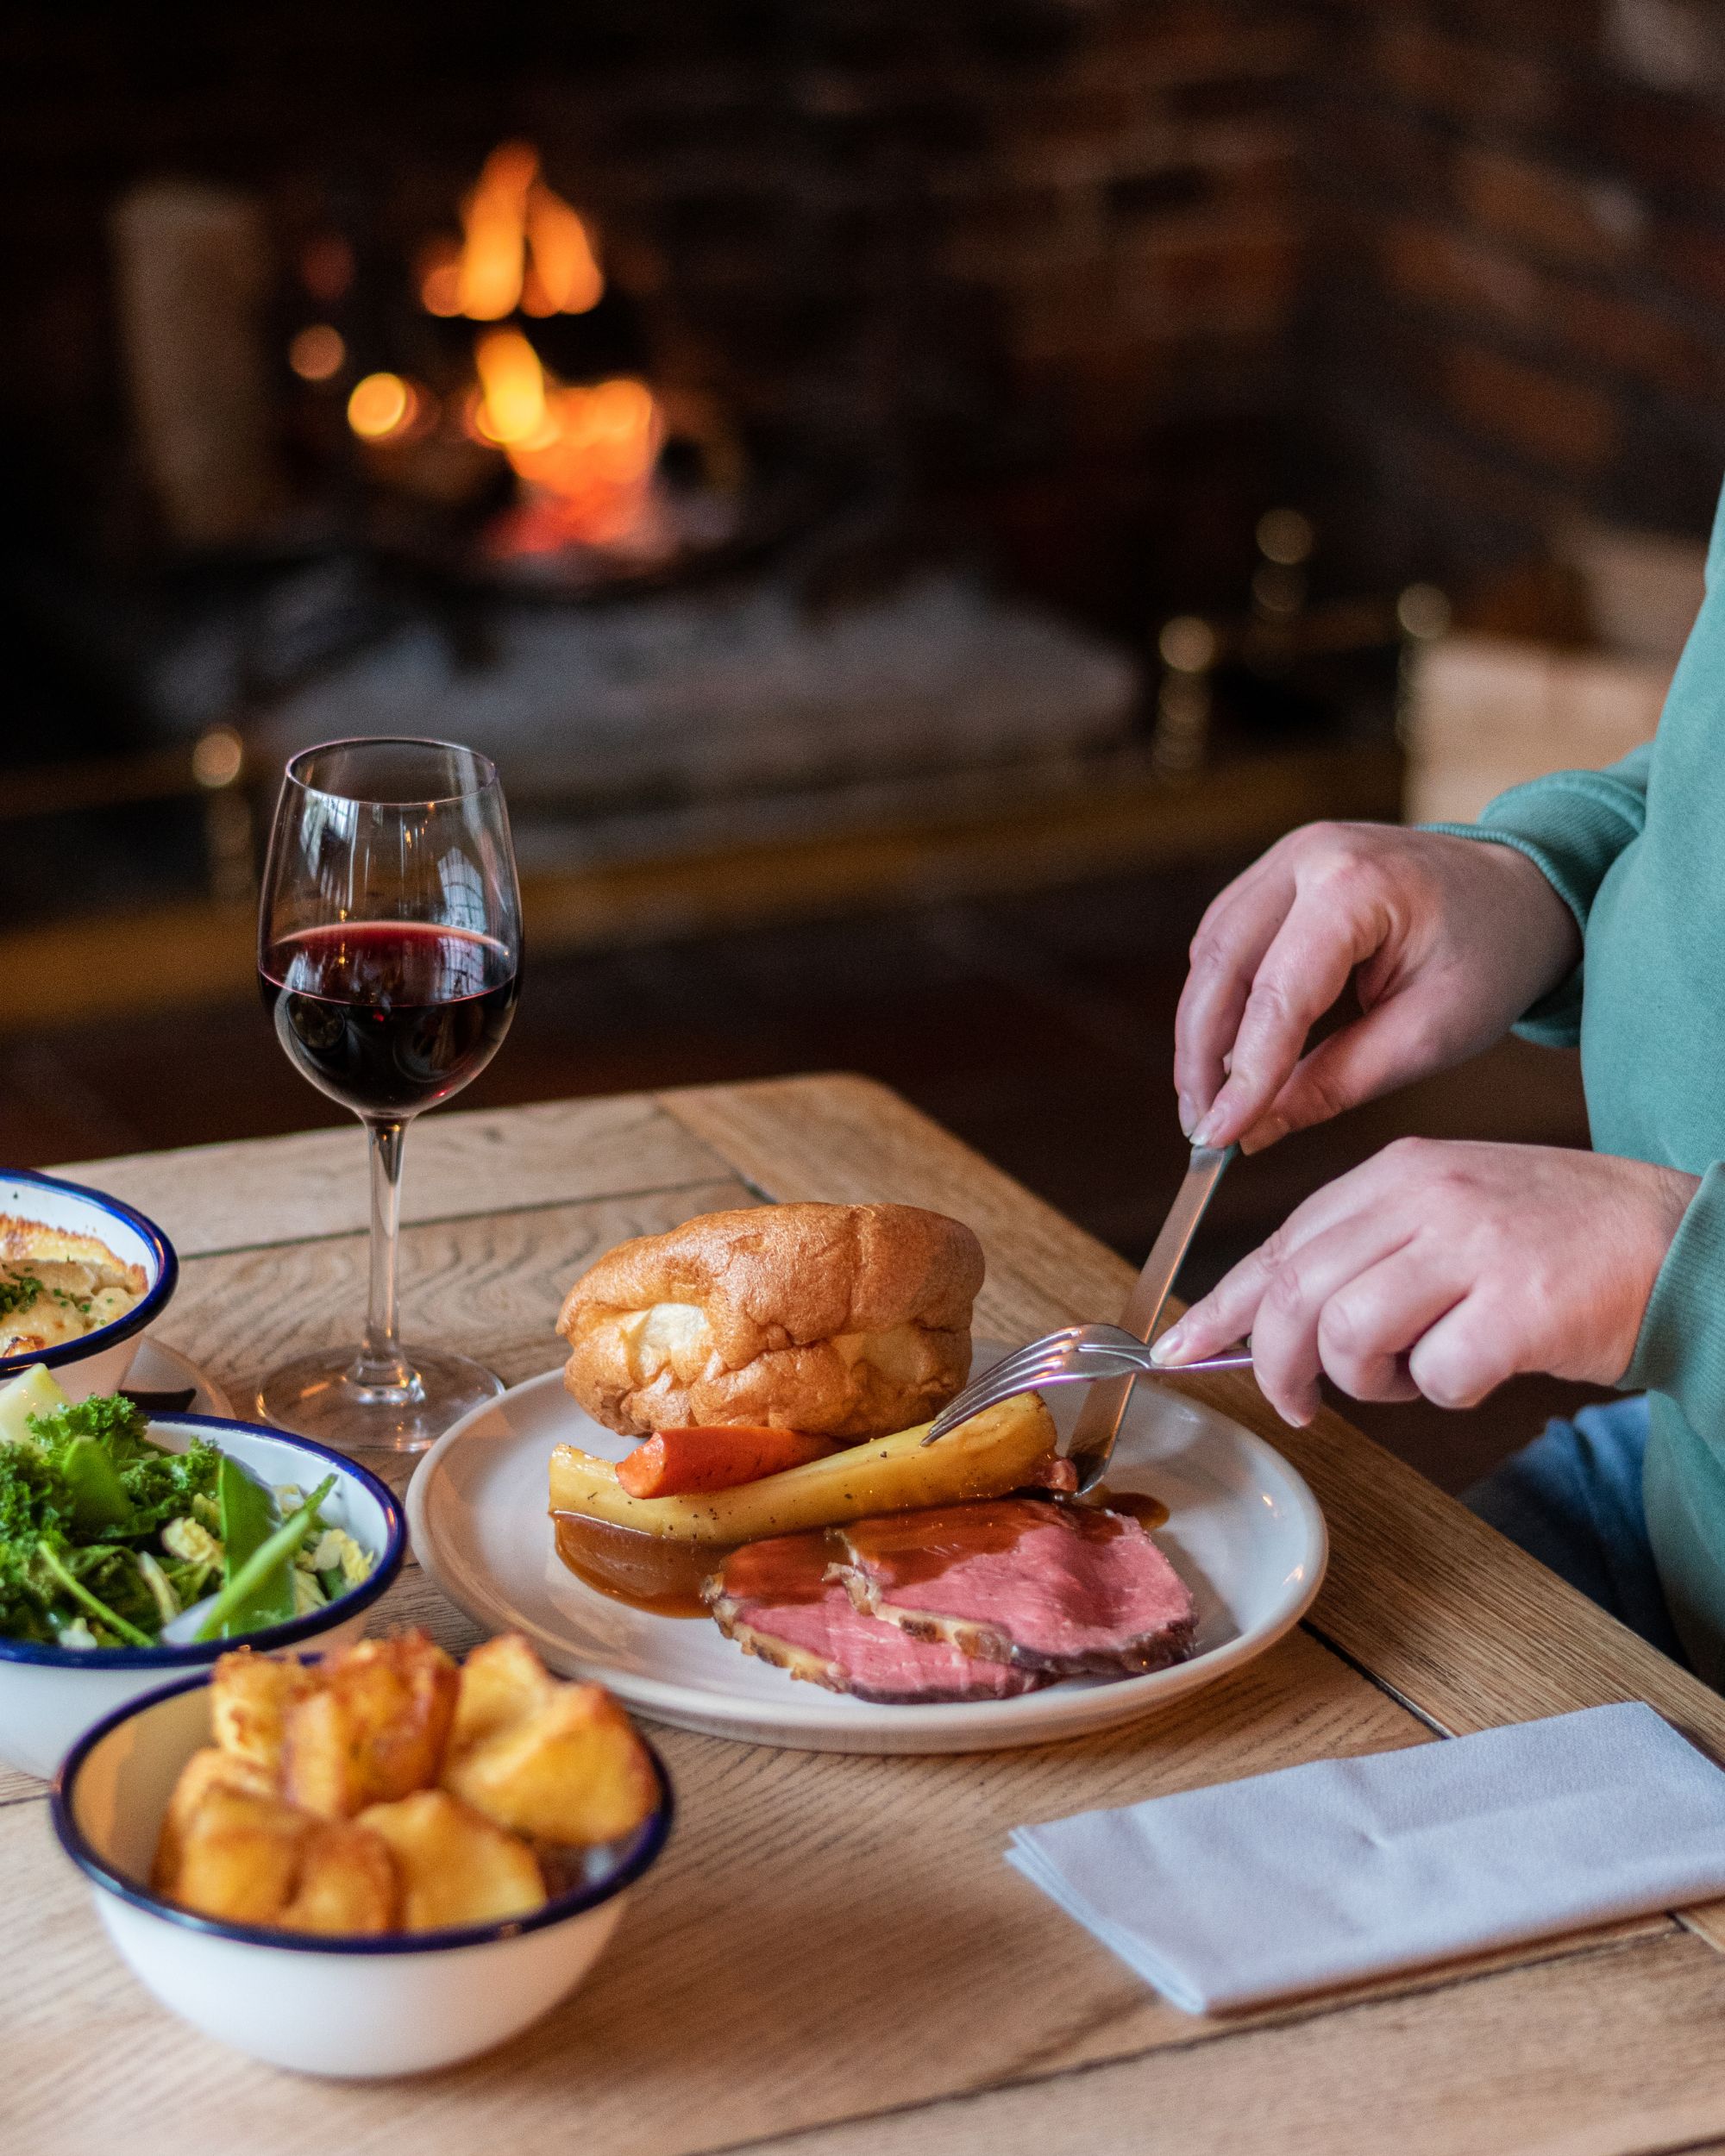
[
  {"left": 0, "top": 1390, "right": 354, "bottom": 1651},
  {"left": 122, "top": 1436, "right": 223, "bottom": 1532},
  {"left": 0, "top": 1538, "right": 56, "bottom": 1643},
  {"left": 20, "top": 1399, "right": 219, "bottom": 1532},
  {"left": 0, "top": 1395, "right": 226, "bottom": 1645},
  {"left": 0, "top": 1445, "right": 66, "bottom": 1544},
  {"left": 26, "top": 1393, "right": 154, "bottom": 1467}
]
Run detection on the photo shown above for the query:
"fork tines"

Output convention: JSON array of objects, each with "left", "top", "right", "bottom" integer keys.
[
  {"left": 921, "top": 1326, "right": 1151, "bottom": 1446},
  {"left": 922, "top": 1324, "right": 1251, "bottom": 1446}
]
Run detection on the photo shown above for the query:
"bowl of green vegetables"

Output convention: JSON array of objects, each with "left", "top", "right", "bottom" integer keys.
[{"left": 0, "top": 1365, "right": 404, "bottom": 1777}]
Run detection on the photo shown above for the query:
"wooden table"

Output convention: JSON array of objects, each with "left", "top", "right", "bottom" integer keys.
[{"left": 12, "top": 1075, "right": 1725, "bottom": 2156}]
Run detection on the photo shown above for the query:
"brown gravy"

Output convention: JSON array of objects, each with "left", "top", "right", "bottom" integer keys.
[
  {"left": 842, "top": 1497, "right": 1128, "bottom": 1591},
  {"left": 552, "top": 1513, "right": 730, "bottom": 1619},
  {"left": 1086, "top": 1486, "right": 1170, "bottom": 1531},
  {"left": 715, "top": 1529, "right": 835, "bottom": 1606},
  {"left": 553, "top": 1483, "right": 1170, "bottom": 1617}
]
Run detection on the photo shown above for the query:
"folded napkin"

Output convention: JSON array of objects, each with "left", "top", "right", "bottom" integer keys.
[{"left": 1007, "top": 1702, "right": 1725, "bottom": 2014}]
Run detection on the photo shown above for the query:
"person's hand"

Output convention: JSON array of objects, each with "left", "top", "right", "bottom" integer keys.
[
  {"left": 1151, "top": 1139, "right": 1698, "bottom": 1425},
  {"left": 1175, "top": 824, "right": 1581, "bottom": 1153}
]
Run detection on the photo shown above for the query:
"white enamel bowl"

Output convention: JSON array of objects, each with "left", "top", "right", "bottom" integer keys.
[
  {"left": 0, "top": 1168, "right": 179, "bottom": 1401},
  {"left": 0, "top": 1415, "right": 405, "bottom": 1777},
  {"left": 53, "top": 1673, "right": 674, "bottom": 2078}
]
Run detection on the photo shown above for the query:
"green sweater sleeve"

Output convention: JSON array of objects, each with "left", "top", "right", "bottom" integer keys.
[
  {"left": 1625, "top": 1163, "right": 1725, "bottom": 1432},
  {"left": 1422, "top": 740, "right": 1653, "bottom": 1046}
]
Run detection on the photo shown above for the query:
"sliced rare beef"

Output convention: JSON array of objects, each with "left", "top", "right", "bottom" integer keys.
[
  {"left": 832, "top": 1498, "right": 1195, "bottom": 1677},
  {"left": 704, "top": 1530, "right": 1045, "bottom": 1704}
]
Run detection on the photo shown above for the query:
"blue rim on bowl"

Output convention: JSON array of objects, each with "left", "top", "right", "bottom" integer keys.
[
  {"left": 0, "top": 1414, "right": 406, "bottom": 1669},
  {"left": 52, "top": 1670, "right": 675, "bottom": 1956},
  {"left": 0, "top": 1166, "right": 179, "bottom": 1378}
]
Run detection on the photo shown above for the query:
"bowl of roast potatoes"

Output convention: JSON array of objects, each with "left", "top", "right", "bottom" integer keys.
[{"left": 53, "top": 1628, "right": 672, "bottom": 2076}]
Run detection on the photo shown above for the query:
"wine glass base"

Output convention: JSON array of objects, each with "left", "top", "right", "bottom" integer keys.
[{"left": 254, "top": 1344, "right": 505, "bottom": 1457}]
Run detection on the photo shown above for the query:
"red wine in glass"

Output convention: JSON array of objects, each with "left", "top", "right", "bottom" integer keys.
[
  {"left": 261, "top": 922, "right": 519, "bottom": 1118},
  {"left": 253, "top": 736, "right": 524, "bottom": 1454}
]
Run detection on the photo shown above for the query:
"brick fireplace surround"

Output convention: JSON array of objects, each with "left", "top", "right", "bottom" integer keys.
[{"left": 4, "top": 1, "right": 1725, "bottom": 626}]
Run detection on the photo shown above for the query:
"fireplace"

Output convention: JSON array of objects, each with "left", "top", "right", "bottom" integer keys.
[
  {"left": 3, "top": 6, "right": 1353, "bottom": 948},
  {"left": 2, "top": 3, "right": 1330, "bottom": 638},
  {"left": 9, "top": 0, "right": 1713, "bottom": 976}
]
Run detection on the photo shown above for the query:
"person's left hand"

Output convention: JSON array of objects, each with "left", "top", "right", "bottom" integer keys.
[{"left": 1151, "top": 1138, "right": 1700, "bottom": 1425}]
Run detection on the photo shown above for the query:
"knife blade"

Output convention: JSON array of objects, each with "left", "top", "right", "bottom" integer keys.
[{"left": 1066, "top": 1142, "right": 1235, "bottom": 1493}]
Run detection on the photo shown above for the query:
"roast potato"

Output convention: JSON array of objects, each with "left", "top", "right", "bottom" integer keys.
[
  {"left": 154, "top": 1632, "right": 653, "bottom": 1939},
  {"left": 548, "top": 1389, "right": 1057, "bottom": 1545},
  {"left": 281, "top": 1631, "right": 459, "bottom": 1820},
  {"left": 278, "top": 1821, "right": 398, "bottom": 1935},
  {"left": 152, "top": 1745, "right": 278, "bottom": 1896},
  {"left": 358, "top": 1789, "right": 546, "bottom": 1930},
  {"left": 444, "top": 1674, "right": 657, "bottom": 1846},
  {"left": 450, "top": 1631, "right": 557, "bottom": 1752},
  {"left": 167, "top": 1787, "right": 310, "bottom": 1926},
  {"left": 210, "top": 1650, "right": 317, "bottom": 1774}
]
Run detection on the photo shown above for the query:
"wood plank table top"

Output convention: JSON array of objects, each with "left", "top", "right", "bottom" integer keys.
[{"left": 9, "top": 1075, "right": 1725, "bottom": 2156}]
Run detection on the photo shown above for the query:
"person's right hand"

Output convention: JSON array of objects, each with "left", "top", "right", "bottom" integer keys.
[{"left": 1175, "top": 824, "right": 1581, "bottom": 1154}]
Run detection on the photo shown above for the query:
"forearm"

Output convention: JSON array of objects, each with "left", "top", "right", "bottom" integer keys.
[
  {"left": 1625, "top": 1163, "right": 1725, "bottom": 1435},
  {"left": 1423, "top": 745, "right": 1653, "bottom": 1047}
]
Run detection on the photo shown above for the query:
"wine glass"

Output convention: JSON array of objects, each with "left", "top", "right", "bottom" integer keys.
[{"left": 254, "top": 737, "right": 523, "bottom": 1453}]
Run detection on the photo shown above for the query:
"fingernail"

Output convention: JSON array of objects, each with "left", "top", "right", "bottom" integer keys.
[
  {"left": 1190, "top": 1111, "right": 1221, "bottom": 1148},
  {"left": 1177, "top": 1093, "right": 1198, "bottom": 1137},
  {"left": 1240, "top": 1114, "right": 1289, "bottom": 1156},
  {"left": 1150, "top": 1325, "right": 1185, "bottom": 1365}
]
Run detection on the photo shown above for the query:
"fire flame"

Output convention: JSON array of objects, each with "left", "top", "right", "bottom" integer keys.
[
  {"left": 472, "top": 328, "right": 547, "bottom": 444},
  {"left": 426, "top": 141, "right": 603, "bottom": 322},
  {"left": 354, "top": 144, "right": 656, "bottom": 554},
  {"left": 469, "top": 328, "right": 662, "bottom": 548},
  {"left": 524, "top": 186, "right": 604, "bottom": 315}
]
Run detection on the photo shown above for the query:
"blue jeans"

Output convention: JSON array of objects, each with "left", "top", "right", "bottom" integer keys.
[{"left": 1463, "top": 1395, "right": 1689, "bottom": 1666}]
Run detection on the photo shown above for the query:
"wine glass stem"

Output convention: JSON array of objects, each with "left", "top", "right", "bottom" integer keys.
[{"left": 354, "top": 1116, "right": 416, "bottom": 1395}]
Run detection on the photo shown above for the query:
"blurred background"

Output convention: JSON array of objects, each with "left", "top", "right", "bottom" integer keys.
[{"left": 5, "top": 0, "right": 1721, "bottom": 1489}]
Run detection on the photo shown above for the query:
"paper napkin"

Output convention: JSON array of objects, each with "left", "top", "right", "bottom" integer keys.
[{"left": 1007, "top": 1702, "right": 1725, "bottom": 2013}]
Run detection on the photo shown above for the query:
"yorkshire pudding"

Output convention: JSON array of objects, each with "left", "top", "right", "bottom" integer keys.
[{"left": 555, "top": 1203, "right": 984, "bottom": 1441}]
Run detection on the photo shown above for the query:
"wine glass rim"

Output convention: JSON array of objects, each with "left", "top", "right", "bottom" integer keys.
[{"left": 282, "top": 736, "right": 502, "bottom": 807}]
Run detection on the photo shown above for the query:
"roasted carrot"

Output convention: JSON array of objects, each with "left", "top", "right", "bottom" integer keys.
[{"left": 616, "top": 1426, "right": 840, "bottom": 1499}]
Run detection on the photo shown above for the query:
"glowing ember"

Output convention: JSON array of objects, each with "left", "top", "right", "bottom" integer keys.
[
  {"left": 466, "top": 328, "right": 661, "bottom": 549},
  {"left": 289, "top": 324, "right": 346, "bottom": 382},
  {"left": 348, "top": 372, "right": 418, "bottom": 441}
]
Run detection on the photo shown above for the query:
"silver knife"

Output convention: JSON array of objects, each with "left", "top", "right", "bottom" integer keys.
[{"left": 1066, "top": 1143, "right": 1235, "bottom": 1494}]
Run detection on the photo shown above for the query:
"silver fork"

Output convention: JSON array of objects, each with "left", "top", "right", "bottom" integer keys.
[{"left": 920, "top": 1322, "right": 1251, "bottom": 1446}]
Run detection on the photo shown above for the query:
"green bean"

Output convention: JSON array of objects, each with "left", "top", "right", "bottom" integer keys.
[{"left": 193, "top": 1474, "right": 336, "bottom": 1643}]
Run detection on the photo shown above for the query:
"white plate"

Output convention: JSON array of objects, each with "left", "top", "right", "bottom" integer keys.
[
  {"left": 127, "top": 1339, "right": 234, "bottom": 1420},
  {"left": 408, "top": 1346, "right": 1327, "bottom": 1754}
]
